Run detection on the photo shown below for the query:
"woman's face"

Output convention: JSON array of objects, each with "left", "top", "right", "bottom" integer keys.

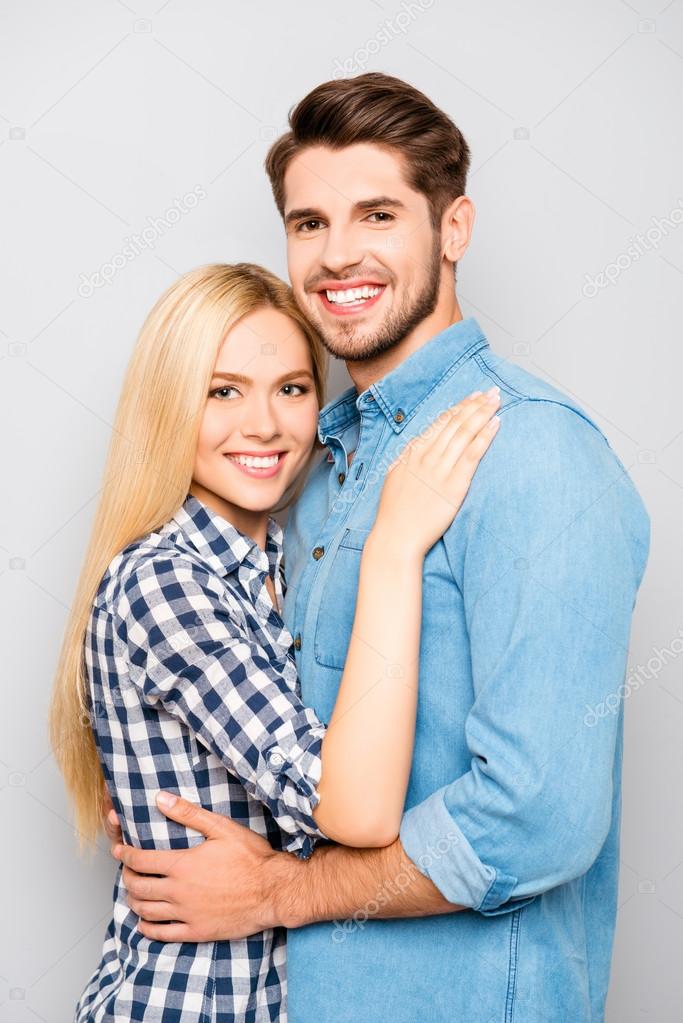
[{"left": 192, "top": 305, "right": 320, "bottom": 522}]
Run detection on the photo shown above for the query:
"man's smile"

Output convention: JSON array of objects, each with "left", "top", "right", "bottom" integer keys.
[{"left": 315, "top": 278, "right": 388, "bottom": 316}]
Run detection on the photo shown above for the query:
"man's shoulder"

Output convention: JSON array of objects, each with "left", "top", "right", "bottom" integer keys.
[
  {"left": 453, "top": 347, "right": 608, "bottom": 444},
  {"left": 427, "top": 347, "right": 629, "bottom": 482},
  {"left": 443, "top": 350, "right": 649, "bottom": 543}
]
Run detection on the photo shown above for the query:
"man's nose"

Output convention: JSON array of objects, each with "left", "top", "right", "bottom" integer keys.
[{"left": 319, "top": 224, "right": 365, "bottom": 275}]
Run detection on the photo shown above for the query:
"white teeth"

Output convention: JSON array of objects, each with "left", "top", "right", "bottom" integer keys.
[
  {"left": 227, "top": 453, "right": 279, "bottom": 468},
  {"left": 325, "top": 285, "right": 382, "bottom": 304}
]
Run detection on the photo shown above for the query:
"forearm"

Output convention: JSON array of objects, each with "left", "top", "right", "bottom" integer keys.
[
  {"left": 314, "top": 531, "right": 423, "bottom": 846},
  {"left": 267, "top": 837, "right": 465, "bottom": 930}
]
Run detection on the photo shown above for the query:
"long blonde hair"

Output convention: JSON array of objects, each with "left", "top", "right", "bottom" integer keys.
[{"left": 49, "top": 263, "right": 327, "bottom": 850}]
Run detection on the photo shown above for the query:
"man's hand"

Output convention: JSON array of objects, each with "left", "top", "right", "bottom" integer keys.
[
  {"left": 109, "top": 791, "right": 461, "bottom": 943},
  {"left": 111, "top": 791, "right": 297, "bottom": 942}
]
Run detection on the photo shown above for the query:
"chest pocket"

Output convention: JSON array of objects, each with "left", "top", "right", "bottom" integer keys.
[{"left": 313, "top": 527, "right": 372, "bottom": 670}]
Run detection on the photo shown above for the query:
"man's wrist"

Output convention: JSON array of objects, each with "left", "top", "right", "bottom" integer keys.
[{"left": 262, "top": 848, "right": 311, "bottom": 930}]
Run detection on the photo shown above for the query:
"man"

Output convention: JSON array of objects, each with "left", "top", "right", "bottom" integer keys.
[{"left": 107, "top": 73, "right": 650, "bottom": 1021}]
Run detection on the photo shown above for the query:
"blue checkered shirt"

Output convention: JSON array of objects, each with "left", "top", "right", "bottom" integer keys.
[{"left": 75, "top": 493, "right": 327, "bottom": 1022}]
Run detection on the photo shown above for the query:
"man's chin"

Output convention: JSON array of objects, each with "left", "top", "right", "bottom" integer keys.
[{"left": 319, "top": 325, "right": 399, "bottom": 363}]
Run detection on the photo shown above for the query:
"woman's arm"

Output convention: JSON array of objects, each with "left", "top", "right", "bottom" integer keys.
[
  {"left": 313, "top": 390, "right": 500, "bottom": 846},
  {"left": 107, "top": 393, "right": 498, "bottom": 854}
]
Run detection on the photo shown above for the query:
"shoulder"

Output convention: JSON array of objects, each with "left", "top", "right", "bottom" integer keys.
[
  {"left": 436, "top": 346, "right": 626, "bottom": 487},
  {"left": 96, "top": 530, "right": 225, "bottom": 622},
  {"left": 442, "top": 387, "right": 650, "bottom": 572},
  {"left": 466, "top": 394, "right": 644, "bottom": 518}
]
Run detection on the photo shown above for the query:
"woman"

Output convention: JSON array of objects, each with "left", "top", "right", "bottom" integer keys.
[{"left": 50, "top": 262, "right": 501, "bottom": 1022}]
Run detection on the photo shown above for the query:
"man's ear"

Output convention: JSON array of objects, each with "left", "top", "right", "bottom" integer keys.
[{"left": 441, "top": 195, "right": 476, "bottom": 264}]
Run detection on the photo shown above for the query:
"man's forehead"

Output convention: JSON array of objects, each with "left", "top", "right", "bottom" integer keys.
[{"left": 283, "top": 142, "right": 418, "bottom": 212}]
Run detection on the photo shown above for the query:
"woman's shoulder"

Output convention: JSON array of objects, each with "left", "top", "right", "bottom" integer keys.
[{"left": 94, "top": 522, "right": 221, "bottom": 615}]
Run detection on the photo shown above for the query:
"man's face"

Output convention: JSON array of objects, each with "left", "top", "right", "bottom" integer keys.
[{"left": 283, "top": 143, "right": 445, "bottom": 362}]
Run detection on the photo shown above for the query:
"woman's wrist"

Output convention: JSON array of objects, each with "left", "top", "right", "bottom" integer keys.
[{"left": 364, "top": 525, "right": 426, "bottom": 565}]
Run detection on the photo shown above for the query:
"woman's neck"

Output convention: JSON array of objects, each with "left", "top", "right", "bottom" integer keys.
[{"left": 189, "top": 482, "right": 270, "bottom": 552}]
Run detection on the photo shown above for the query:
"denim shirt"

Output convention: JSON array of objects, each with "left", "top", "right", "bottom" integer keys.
[{"left": 281, "top": 316, "right": 650, "bottom": 1023}]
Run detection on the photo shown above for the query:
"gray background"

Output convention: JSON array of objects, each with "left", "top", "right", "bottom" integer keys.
[{"left": 1, "top": 0, "right": 681, "bottom": 1019}]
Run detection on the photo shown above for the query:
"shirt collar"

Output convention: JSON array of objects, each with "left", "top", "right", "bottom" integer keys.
[
  {"left": 317, "top": 316, "right": 488, "bottom": 443},
  {"left": 169, "top": 492, "right": 283, "bottom": 579}
]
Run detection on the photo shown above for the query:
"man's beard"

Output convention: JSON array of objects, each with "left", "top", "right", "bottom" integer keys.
[{"left": 311, "top": 234, "right": 443, "bottom": 363}]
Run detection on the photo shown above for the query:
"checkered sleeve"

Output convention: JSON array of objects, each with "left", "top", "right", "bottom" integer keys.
[{"left": 112, "top": 552, "right": 327, "bottom": 853}]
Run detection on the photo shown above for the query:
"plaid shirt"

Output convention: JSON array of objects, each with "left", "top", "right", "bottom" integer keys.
[{"left": 76, "top": 493, "right": 327, "bottom": 1022}]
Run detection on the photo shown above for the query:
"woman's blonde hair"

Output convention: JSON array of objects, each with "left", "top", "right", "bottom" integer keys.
[{"left": 49, "top": 262, "right": 327, "bottom": 850}]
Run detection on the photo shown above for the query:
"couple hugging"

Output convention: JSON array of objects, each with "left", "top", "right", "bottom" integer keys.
[{"left": 51, "top": 72, "right": 650, "bottom": 1022}]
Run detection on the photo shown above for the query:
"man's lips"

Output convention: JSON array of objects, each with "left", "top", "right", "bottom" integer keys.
[{"left": 315, "top": 279, "right": 387, "bottom": 317}]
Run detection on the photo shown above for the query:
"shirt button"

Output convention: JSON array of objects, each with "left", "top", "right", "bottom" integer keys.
[
  {"left": 294, "top": 634, "right": 302, "bottom": 650},
  {"left": 268, "top": 750, "right": 285, "bottom": 768},
  {"left": 394, "top": 409, "right": 405, "bottom": 423},
  {"left": 338, "top": 472, "right": 346, "bottom": 485},
  {"left": 367, "top": 393, "right": 375, "bottom": 402},
  {"left": 312, "top": 546, "right": 325, "bottom": 560}
]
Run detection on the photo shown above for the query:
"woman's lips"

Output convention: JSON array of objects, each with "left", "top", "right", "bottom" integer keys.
[
  {"left": 318, "top": 285, "right": 386, "bottom": 316},
  {"left": 223, "top": 452, "right": 287, "bottom": 479}
]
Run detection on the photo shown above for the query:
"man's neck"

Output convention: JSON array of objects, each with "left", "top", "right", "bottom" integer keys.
[{"left": 345, "top": 294, "right": 463, "bottom": 394}]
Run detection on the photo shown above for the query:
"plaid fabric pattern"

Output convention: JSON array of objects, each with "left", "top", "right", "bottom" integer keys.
[{"left": 75, "top": 493, "right": 327, "bottom": 1022}]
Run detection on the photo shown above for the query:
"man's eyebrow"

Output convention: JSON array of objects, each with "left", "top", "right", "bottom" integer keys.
[
  {"left": 284, "top": 196, "right": 407, "bottom": 226},
  {"left": 354, "top": 196, "right": 407, "bottom": 212},
  {"left": 284, "top": 206, "right": 322, "bottom": 226},
  {"left": 211, "top": 369, "right": 314, "bottom": 384}
]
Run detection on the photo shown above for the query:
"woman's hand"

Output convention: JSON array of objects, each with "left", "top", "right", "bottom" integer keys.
[{"left": 373, "top": 388, "right": 501, "bottom": 558}]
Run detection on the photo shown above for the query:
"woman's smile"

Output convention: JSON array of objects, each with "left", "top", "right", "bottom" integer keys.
[{"left": 223, "top": 449, "right": 288, "bottom": 478}]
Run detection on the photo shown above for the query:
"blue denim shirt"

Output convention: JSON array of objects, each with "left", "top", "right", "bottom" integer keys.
[{"left": 282, "top": 316, "right": 650, "bottom": 1023}]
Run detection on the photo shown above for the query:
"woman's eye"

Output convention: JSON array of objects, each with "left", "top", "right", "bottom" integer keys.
[
  {"left": 280, "top": 383, "right": 308, "bottom": 396},
  {"left": 210, "top": 385, "right": 240, "bottom": 400}
]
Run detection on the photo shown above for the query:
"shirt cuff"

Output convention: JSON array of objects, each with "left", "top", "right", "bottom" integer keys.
[
  {"left": 261, "top": 718, "right": 326, "bottom": 857},
  {"left": 399, "top": 786, "right": 536, "bottom": 916}
]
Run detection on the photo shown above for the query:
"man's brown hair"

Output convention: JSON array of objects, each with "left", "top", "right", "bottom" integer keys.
[{"left": 264, "top": 72, "right": 471, "bottom": 231}]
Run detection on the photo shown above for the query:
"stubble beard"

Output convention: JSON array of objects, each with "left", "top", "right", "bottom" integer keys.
[{"left": 307, "top": 234, "right": 443, "bottom": 363}]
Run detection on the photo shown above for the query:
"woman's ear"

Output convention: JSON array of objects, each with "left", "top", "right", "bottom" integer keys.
[{"left": 441, "top": 195, "right": 476, "bottom": 264}]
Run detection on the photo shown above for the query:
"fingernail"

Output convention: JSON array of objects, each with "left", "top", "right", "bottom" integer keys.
[
  {"left": 157, "top": 790, "right": 177, "bottom": 809},
  {"left": 485, "top": 386, "right": 500, "bottom": 396},
  {"left": 486, "top": 391, "right": 501, "bottom": 404},
  {"left": 469, "top": 390, "right": 483, "bottom": 398}
]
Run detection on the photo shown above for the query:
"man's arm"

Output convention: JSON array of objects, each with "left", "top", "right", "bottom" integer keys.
[
  {"left": 111, "top": 400, "right": 649, "bottom": 939},
  {"left": 112, "top": 791, "right": 463, "bottom": 943}
]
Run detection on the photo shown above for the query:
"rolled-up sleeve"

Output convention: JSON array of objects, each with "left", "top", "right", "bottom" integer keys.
[
  {"left": 400, "top": 399, "right": 650, "bottom": 914},
  {"left": 113, "top": 553, "right": 327, "bottom": 856}
]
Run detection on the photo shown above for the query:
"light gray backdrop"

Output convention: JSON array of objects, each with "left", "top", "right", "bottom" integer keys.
[{"left": 1, "top": 1, "right": 681, "bottom": 1020}]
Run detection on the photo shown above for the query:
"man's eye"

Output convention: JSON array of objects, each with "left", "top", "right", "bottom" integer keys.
[
  {"left": 210, "top": 385, "right": 240, "bottom": 400},
  {"left": 366, "top": 211, "right": 394, "bottom": 223},
  {"left": 297, "top": 219, "right": 324, "bottom": 233}
]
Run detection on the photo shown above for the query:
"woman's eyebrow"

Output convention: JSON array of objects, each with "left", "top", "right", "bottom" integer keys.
[{"left": 211, "top": 369, "right": 314, "bottom": 383}]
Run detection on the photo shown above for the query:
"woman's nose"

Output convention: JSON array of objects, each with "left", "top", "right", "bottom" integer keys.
[{"left": 239, "top": 397, "right": 280, "bottom": 440}]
